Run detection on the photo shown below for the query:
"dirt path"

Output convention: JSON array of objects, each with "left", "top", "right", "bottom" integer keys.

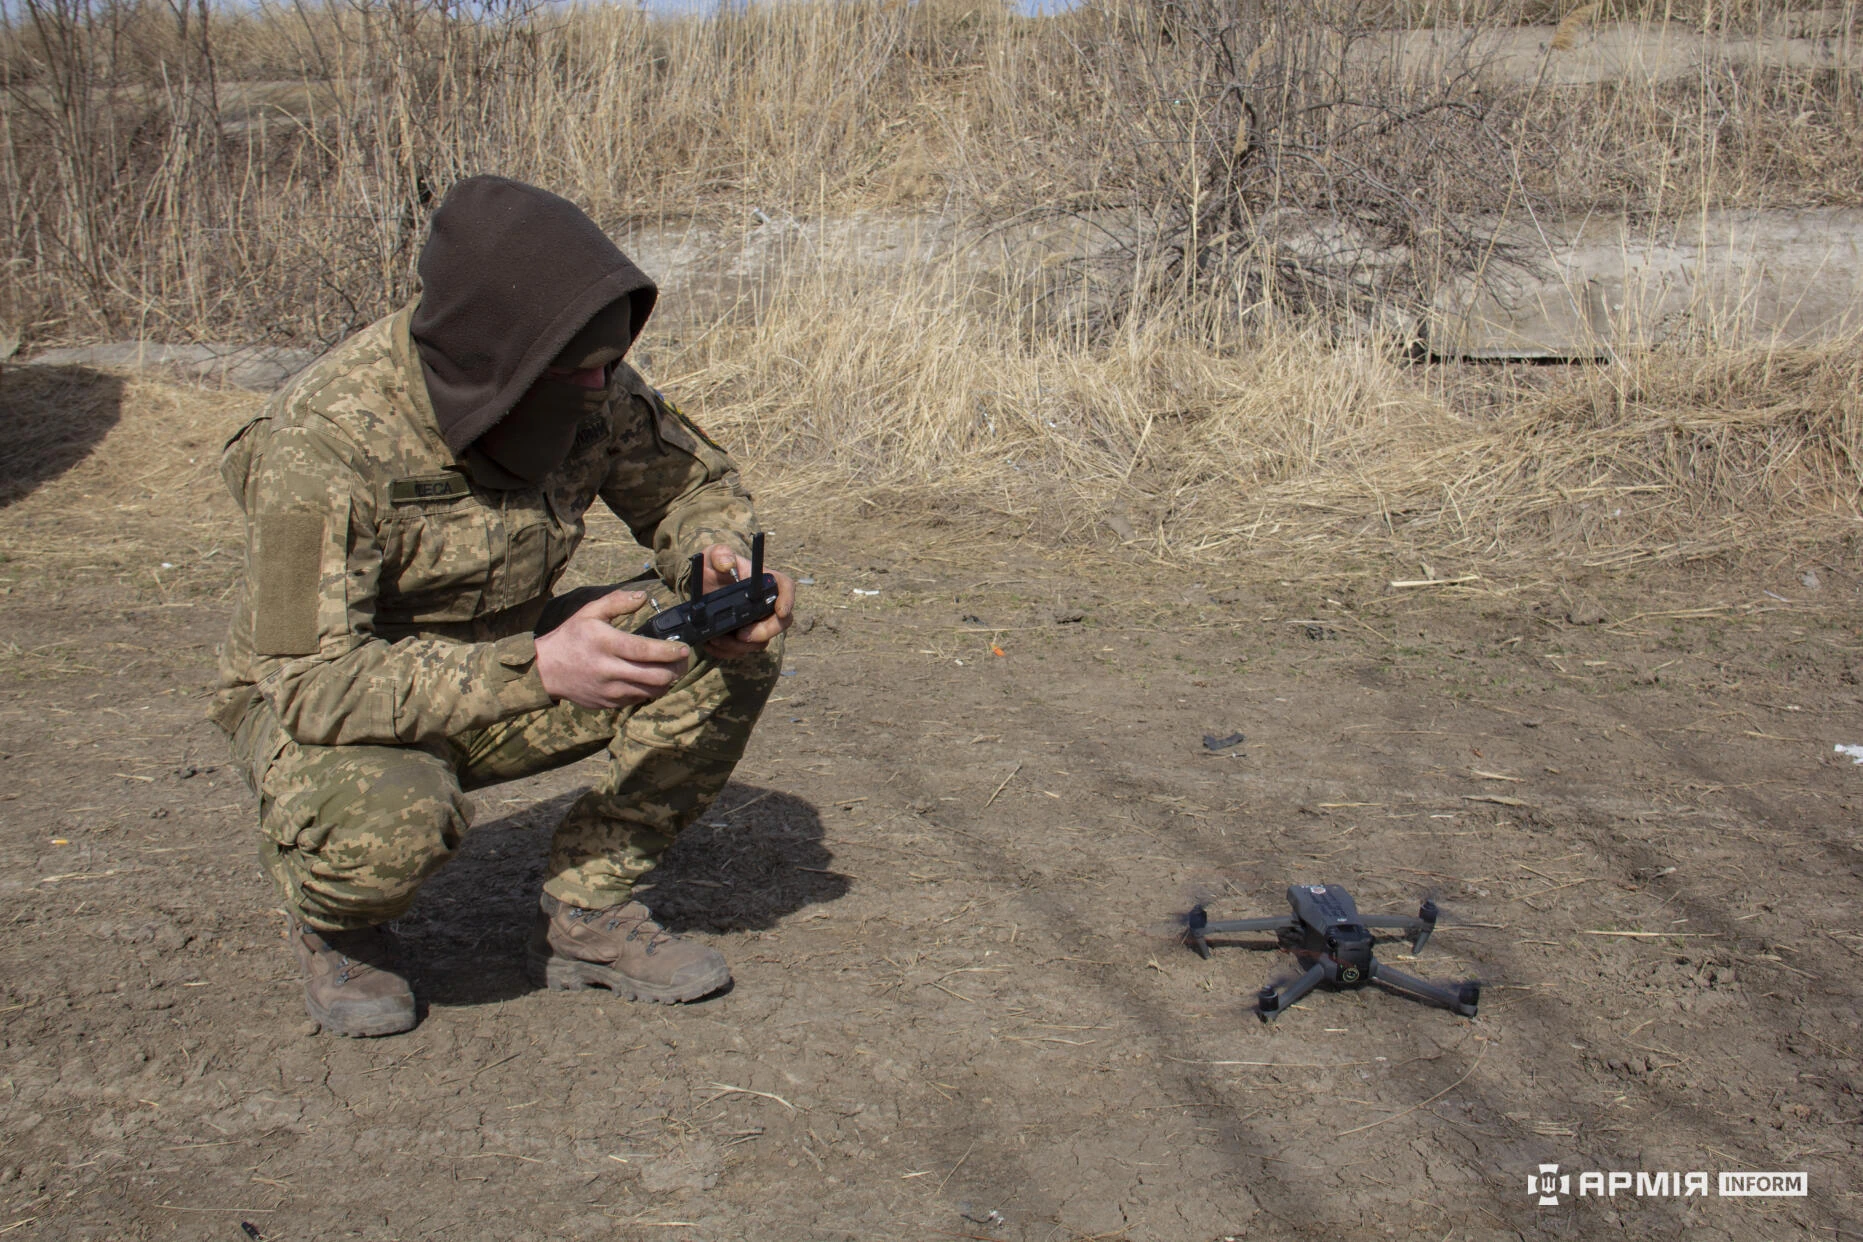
[{"left": 2, "top": 381, "right": 1861, "bottom": 1240}]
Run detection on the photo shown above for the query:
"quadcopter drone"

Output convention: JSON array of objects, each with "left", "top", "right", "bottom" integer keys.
[{"left": 1182, "top": 883, "right": 1480, "bottom": 1021}]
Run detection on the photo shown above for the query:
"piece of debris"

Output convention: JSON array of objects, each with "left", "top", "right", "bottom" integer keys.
[
  {"left": 851, "top": 588, "right": 880, "bottom": 597},
  {"left": 1389, "top": 574, "right": 1481, "bottom": 589},
  {"left": 1203, "top": 732, "right": 1245, "bottom": 751},
  {"left": 1836, "top": 744, "right": 1863, "bottom": 766},
  {"left": 961, "top": 614, "right": 989, "bottom": 626},
  {"left": 1801, "top": 570, "right": 1821, "bottom": 591},
  {"left": 1052, "top": 609, "right": 1085, "bottom": 624},
  {"left": 1303, "top": 624, "right": 1336, "bottom": 641}
]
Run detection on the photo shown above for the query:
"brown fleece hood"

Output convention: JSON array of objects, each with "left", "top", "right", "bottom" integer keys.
[{"left": 411, "top": 176, "right": 658, "bottom": 454}]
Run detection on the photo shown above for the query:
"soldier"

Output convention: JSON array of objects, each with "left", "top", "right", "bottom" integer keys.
[{"left": 211, "top": 176, "right": 795, "bottom": 1037}]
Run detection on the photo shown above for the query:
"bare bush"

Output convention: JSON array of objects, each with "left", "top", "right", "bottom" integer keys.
[{"left": 1001, "top": 0, "right": 1526, "bottom": 338}]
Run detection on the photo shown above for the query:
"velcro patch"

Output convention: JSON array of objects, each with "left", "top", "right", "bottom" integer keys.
[
  {"left": 389, "top": 472, "right": 471, "bottom": 504},
  {"left": 253, "top": 510, "right": 325, "bottom": 656}
]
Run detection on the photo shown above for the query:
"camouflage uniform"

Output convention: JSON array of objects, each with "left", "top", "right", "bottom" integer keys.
[{"left": 213, "top": 305, "right": 780, "bottom": 931}]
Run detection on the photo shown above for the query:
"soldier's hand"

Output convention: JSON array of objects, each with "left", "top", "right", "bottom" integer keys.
[
  {"left": 534, "top": 589, "right": 691, "bottom": 709},
  {"left": 697, "top": 543, "right": 795, "bottom": 659}
]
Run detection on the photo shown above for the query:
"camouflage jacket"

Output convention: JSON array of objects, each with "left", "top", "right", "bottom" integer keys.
[{"left": 213, "top": 305, "right": 758, "bottom": 747}]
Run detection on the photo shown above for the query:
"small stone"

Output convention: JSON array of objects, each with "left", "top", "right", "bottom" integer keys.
[
  {"left": 297, "top": 1020, "right": 322, "bottom": 1038},
  {"left": 1565, "top": 597, "right": 1608, "bottom": 626},
  {"left": 1801, "top": 570, "right": 1821, "bottom": 591}
]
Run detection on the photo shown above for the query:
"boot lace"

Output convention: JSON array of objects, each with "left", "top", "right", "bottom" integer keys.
[{"left": 570, "top": 904, "right": 673, "bottom": 955}]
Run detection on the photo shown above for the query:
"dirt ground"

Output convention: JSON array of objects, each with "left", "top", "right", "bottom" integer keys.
[{"left": 2, "top": 366, "right": 1860, "bottom": 1241}]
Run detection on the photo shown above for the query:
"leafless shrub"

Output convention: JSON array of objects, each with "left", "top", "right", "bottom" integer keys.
[{"left": 1005, "top": 0, "right": 1529, "bottom": 339}]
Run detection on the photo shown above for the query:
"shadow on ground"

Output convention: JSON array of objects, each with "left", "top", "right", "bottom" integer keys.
[
  {"left": 0, "top": 365, "right": 124, "bottom": 506},
  {"left": 403, "top": 782, "right": 841, "bottom": 1008}
]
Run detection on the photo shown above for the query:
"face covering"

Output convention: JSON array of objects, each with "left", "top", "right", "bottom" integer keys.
[
  {"left": 410, "top": 175, "right": 658, "bottom": 469},
  {"left": 462, "top": 298, "right": 634, "bottom": 488}
]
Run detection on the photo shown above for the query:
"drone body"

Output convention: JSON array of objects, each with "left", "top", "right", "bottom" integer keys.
[{"left": 1183, "top": 884, "right": 1479, "bottom": 1021}]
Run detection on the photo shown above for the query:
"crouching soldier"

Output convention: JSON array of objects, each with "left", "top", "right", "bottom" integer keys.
[{"left": 210, "top": 176, "right": 794, "bottom": 1037}]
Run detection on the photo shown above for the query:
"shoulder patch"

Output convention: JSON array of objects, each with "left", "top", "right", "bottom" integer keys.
[
  {"left": 656, "top": 395, "right": 728, "bottom": 454},
  {"left": 572, "top": 413, "right": 609, "bottom": 455},
  {"left": 389, "top": 472, "right": 471, "bottom": 504}
]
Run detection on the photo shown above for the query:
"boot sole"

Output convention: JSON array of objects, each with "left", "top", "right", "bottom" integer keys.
[
  {"left": 305, "top": 994, "right": 417, "bottom": 1038},
  {"left": 526, "top": 948, "right": 730, "bottom": 1004}
]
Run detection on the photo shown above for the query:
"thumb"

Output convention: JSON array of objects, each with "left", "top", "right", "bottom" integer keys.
[{"left": 579, "top": 588, "right": 647, "bottom": 623}]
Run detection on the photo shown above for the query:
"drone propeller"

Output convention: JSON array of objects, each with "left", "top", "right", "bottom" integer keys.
[{"left": 1151, "top": 876, "right": 1255, "bottom": 958}]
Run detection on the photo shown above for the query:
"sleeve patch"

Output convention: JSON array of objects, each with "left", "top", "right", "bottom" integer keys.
[{"left": 254, "top": 510, "right": 326, "bottom": 656}]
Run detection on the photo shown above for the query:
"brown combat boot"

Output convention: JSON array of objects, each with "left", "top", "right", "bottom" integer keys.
[
  {"left": 291, "top": 921, "right": 418, "bottom": 1037},
  {"left": 527, "top": 894, "right": 730, "bottom": 1003}
]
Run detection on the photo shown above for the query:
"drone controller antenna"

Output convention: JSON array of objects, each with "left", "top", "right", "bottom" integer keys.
[
  {"left": 748, "top": 531, "right": 764, "bottom": 583},
  {"left": 686, "top": 553, "right": 706, "bottom": 607}
]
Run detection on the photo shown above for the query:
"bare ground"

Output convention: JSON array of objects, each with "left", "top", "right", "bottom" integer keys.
[{"left": 1, "top": 367, "right": 1861, "bottom": 1241}]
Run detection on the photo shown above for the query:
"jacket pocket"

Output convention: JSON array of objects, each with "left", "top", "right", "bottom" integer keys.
[{"left": 378, "top": 503, "right": 489, "bottom": 623}]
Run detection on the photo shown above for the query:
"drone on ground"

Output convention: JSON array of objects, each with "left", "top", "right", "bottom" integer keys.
[{"left": 1181, "top": 883, "right": 1480, "bottom": 1021}]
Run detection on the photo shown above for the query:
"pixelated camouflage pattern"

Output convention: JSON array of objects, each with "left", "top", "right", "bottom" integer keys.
[
  {"left": 213, "top": 303, "right": 759, "bottom": 747},
  {"left": 227, "top": 580, "right": 783, "bottom": 930},
  {"left": 213, "top": 303, "right": 772, "bottom": 927}
]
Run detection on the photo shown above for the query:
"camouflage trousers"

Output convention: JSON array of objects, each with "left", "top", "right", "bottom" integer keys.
[{"left": 226, "top": 625, "right": 783, "bottom": 932}]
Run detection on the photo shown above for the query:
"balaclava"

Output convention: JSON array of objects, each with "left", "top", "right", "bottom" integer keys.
[{"left": 411, "top": 176, "right": 657, "bottom": 486}]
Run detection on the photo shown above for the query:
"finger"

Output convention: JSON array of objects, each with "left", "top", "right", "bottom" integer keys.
[
  {"left": 733, "top": 614, "right": 784, "bottom": 646},
  {"left": 602, "top": 631, "right": 692, "bottom": 670},
  {"left": 582, "top": 621, "right": 690, "bottom": 666},
  {"left": 705, "top": 636, "right": 763, "bottom": 659},
  {"left": 771, "top": 571, "right": 796, "bottom": 620},
  {"left": 592, "top": 655, "right": 686, "bottom": 694},
  {"left": 700, "top": 544, "right": 744, "bottom": 593},
  {"left": 579, "top": 589, "right": 648, "bottom": 622}
]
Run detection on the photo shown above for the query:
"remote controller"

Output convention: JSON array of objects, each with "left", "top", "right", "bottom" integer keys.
[{"left": 635, "top": 532, "right": 779, "bottom": 647}]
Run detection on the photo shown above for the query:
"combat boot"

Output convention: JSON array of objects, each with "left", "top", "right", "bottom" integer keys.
[
  {"left": 527, "top": 894, "right": 730, "bottom": 1003},
  {"left": 291, "top": 921, "right": 417, "bottom": 1037}
]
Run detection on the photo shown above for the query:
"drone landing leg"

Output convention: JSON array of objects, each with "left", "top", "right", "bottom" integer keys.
[
  {"left": 1259, "top": 962, "right": 1327, "bottom": 1022},
  {"left": 1370, "top": 962, "right": 1478, "bottom": 1017}
]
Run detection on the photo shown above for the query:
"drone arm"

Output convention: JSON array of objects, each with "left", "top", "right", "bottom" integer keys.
[
  {"left": 1202, "top": 916, "right": 1297, "bottom": 935},
  {"left": 1369, "top": 962, "right": 1478, "bottom": 1017},
  {"left": 1360, "top": 915, "right": 1434, "bottom": 951},
  {"left": 1259, "top": 961, "right": 1328, "bottom": 1021}
]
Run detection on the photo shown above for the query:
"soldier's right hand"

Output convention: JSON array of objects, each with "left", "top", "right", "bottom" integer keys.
[{"left": 534, "top": 590, "right": 691, "bottom": 709}]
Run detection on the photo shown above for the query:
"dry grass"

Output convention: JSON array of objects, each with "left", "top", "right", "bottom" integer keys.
[
  {"left": 662, "top": 257, "right": 1863, "bottom": 568},
  {"left": 1, "top": 0, "right": 1860, "bottom": 575},
  {"left": 4, "top": 0, "right": 1860, "bottom": 342},
  {"left": 1, "top": 298, "right": 1854, "bottom": 584}
]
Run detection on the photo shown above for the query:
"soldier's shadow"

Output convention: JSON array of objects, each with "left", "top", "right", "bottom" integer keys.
[{"left": 404, "top": 783, "right": 844, "bottom": 1009}]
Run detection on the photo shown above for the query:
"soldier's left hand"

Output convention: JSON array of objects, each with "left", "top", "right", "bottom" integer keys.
[{"left": 697, "top": 543, "right": 794, "bottom": 658}]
